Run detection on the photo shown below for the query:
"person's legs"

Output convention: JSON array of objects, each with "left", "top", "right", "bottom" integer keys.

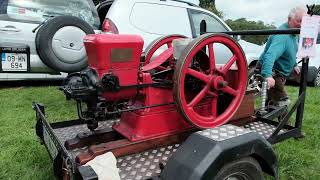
[
  {"left": 267, "top": 72, "right": 291, "bottom": 124},
  {"left": 267, "top": 72, "right": 290, "bottom": 107}
]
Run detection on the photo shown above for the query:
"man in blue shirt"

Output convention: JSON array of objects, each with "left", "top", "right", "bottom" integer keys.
[{"left": 259, "top": 7, "right": 307, "bottom": 106}]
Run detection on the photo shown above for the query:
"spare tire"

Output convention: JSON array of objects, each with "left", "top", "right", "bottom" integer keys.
[{"left": 36, "top": 16, "right": 95, "bottom": 73}]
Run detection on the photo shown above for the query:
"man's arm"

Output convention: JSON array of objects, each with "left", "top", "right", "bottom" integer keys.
[{"left": 261, "top": 35, "right": 287, "bottom": 78}]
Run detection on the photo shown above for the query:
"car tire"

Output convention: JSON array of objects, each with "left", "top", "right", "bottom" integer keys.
[
  {"left": 314, "top": 67, "right": 320, "bottom": 87},
  {"left": 36, "top": 16, "right": 95, "bottom": 73},
  {"left": 97, "top": 0, "right": 114, "bottom": 25},
  {"left": 247, "top": 65, "right": 261, "bottom": 92},
  {"left": 213, "top": 157, "right": 263, "bottom": 180},
  {"left": 247, "top": 66, "right": 256, "bottom": 85}
]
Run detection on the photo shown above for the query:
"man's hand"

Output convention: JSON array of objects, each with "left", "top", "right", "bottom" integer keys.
[
  {"left": 266, "top": 77, "right": 275, "bottom": 89},
  {"left": 294, "top": 66, "right": 300, "bottom": 75}
]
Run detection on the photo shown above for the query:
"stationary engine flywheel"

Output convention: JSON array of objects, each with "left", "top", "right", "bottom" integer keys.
[
  {"left": 173, "top": 33, "right": 248, "bottom": 129},
  {"left": 143, "top": 34, "right": 186, "bottom": 71}
]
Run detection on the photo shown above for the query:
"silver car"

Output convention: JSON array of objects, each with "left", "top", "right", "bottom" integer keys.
[{"left": 0, "top": 0, "right": 100, "bottom": 80}]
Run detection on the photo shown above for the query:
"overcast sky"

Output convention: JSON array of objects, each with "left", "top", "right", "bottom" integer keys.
[{"left": 216, "top": 0, "right": 320, "bottom": 26}]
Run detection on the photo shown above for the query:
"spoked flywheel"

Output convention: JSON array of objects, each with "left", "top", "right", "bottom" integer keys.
[
  {"left": 143, "top": 34, "right": 186, "bottom": 71},
  {"left": 173, "top": 33, "right": 248, "bottom": 129}
]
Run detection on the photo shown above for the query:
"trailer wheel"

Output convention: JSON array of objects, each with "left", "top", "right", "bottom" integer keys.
[{"left": 214, "top": 157, "right": 263, "bottom": 180}]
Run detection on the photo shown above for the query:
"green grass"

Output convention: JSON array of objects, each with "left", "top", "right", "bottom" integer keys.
[
  {"left": 0, "top": 86, "right": 77, "bottom": 180},
  {"left": 0, "top": 85, "right": 319, "bottom": 179}
]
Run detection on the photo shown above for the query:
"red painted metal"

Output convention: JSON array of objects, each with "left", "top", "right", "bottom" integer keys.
[
  {"left": 141, "top": 47, "right": 174, "bottom": 72},
  {"left": 173, "top": 34, "right": 248, "bottom": 129},
  {"left": 113, "top": 72, "right": 193, "bottom": 141},
  {"left": 144, "top": 35, "right": 186, "bottom": 71},
  {"left": 113, "top": 106, "right": 192, "bottom": 141},
  {"left": 84, "top": 34, "right": 144, "bottom": 101}
]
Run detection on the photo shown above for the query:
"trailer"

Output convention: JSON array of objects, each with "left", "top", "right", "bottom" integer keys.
[{"left": 33, "top": 26, "right": 309, "bottom": 180}]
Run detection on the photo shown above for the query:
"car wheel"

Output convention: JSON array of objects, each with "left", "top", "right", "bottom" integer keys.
[
  {"left": 97, "top": 0, "right": 114, "bottom": 25},
  {"left": 36, "top": 16, "right": 95, "bottom": 73},
  {"left": 247, "top": 66, "right": 256, "bottom": 85},
  {"left": 247, "top": 66, "right": 261, "bottom": 93},
  {"left": 213, "top": 157, "right": 263, "bottom": 180},
  {"left": 314, "top": 68, "right": 320, "bottom": 87}
]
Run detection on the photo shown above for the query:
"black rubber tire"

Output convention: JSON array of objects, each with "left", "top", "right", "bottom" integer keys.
[
  {"left": 36, "top": 16, "right": 95, "bottom": 73},
  {"left": 97, "top": 0, "right": 114, "bottom": 25},
  {"left": 248, "top": 66, "right": 256, "bottom": 79},
  {"left": 313, "top": 68, "right": 320, "bottom": 87},
  {"left": 213, "top": 157, "right": 263, "bottom": 180}
]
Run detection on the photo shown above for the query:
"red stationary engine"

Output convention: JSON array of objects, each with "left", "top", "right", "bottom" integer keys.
[
  {"left": 61, "top": 33, "right": 248, "bottom": 141},
  {"left": 84, "top": 34, "right": 143, "bottom": 101}
]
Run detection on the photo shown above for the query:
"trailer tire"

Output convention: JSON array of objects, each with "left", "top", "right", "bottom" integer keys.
[{"left": 213, "top": 157, "right": 263, "bottom": 180}]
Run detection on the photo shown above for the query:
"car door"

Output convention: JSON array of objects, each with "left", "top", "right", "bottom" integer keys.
[
  {"left": 128, "top": 2, "right": 193, "bottom": 50},
  {"left": 188, "top": 9, "right": 233, "bottom": 65},
  {"left": 0, "top": 0, "right": 39, "bottom": 73}
]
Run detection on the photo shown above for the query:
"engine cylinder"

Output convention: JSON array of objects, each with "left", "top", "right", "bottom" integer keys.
[{"left": 84, "top": 34, "right": 144, "bottom": 101}]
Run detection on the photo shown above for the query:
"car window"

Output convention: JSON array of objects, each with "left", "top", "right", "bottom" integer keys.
[
  {"left": 317, "top": 33, "right": 320, "bottom": 44},
  {"left": 0, "top": 0, "right": 100, "bottom": 29},
  {"left": 130, "top": 2, "right": 192, "bottom": 36},
  {"left": 189, "top": 10, "right": 228, "bottom": 37},
  {"left": 188, "top": 10, "right": 234, "bottom": 65}
]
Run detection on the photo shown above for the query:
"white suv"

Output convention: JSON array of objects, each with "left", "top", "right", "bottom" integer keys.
[{"left": 98, "top": 0, "right": 263, "bottom": 66}]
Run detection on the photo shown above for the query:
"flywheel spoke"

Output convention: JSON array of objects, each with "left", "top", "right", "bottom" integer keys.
[
  {"left": 208, "top": 44, "right": 216, "bottom": 73},
  {"left": 222, "top": 86, "right": 238, "bottom": 96},
  {"left": 211, "top": 95, "right": 218, "bottom": 118},
  {"left": 157, "top": 66, "right": 167, "bottom": 71},
  {"left": 187, "top": 68, "right": 210, "bottom": 83},
  {"left": 144, "top": 35, "right": 186, "bottom": 65},
  {"left": 187, "top": 86, "right": 208, "bottom": 108},
  {"left": 221, "top": 55, "right": 237, "bottom": 75}
]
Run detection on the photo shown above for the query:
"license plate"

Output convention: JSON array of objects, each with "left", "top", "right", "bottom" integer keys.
[
  {"left": 43, "top": 125, "right": 58, "bottom": 160},
  {"left": 1, "top": 52, "right": 27, "bottom": 71}
]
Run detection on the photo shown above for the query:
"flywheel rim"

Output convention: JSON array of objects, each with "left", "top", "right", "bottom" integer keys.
[
  {"left": 144, "top": 34, "right": 187, "bottom": 69},
  {"left": 173, "top": 33, "right": 248, "bottom": 129}
]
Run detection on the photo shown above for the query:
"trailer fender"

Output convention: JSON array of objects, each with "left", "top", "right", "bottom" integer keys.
[{"left": 161, "top": 125, "right": 278, "bottom": 180}]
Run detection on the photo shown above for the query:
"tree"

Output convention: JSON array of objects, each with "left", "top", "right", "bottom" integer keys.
[
  {"left": 225, "top": 18, "right": 276, "bottom": 45},
  {"left": 199, "top": 1, "right": 275, "bottom": 44},
  {"left": 312, "top": 4, "right": 320, "bottom": 15},
  {"left": 199, "top": 0, "right": 222, "bottom": 18}
]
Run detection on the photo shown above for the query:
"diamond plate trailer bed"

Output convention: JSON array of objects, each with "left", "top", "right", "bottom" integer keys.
[{"left": 33, "top": 78, "right": 307, "bottom": 180}]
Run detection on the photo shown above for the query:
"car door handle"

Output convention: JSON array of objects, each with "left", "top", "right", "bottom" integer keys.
[{"left": 0, "top": 26, "right": 21, "bottom": 32}]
